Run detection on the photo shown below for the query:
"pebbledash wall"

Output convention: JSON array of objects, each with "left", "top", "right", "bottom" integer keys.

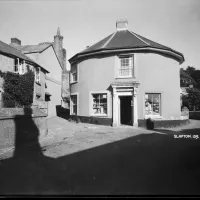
[
  {"left": 0, "top": 108, "right": 48, "bottom": 155},
  {"left": 70, "top": 52, "right": 188, "bottom": 127},
  {"left": 0, "top": 54, "right": 14, "bottom": 72},
  {"left": 27, "top": 46, "right": 62, "bottom": 117}
]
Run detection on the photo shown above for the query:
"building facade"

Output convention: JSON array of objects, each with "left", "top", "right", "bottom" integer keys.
[
  {"left": 69, "top": 19, "right": 186, "bottom": 127},
  {"left": 10, "top": 28, "right": 70, "bottom": 117},
  {"left": 0, "top": 40, "right": 48, "bottom": 109}
]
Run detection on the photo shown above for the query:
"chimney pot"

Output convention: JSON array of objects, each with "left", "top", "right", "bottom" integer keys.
[
  {"left": 11, "top": 38, "right": 21, "bottom": 45},
  {"left": 116, "top": 19, "right": 128, "bottom": 31}
]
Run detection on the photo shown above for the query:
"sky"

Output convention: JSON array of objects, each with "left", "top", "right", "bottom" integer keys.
[{"left": 0, "top": 0, "right": 200, "bottom": 70}]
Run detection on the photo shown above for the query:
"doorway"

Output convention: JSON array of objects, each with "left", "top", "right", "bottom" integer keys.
[{"left": 120, "top": 96, "right": 132, "bottom": 125}]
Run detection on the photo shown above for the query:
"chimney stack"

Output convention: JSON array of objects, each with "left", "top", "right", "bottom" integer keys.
[
  {"left": 11, "top": 38, "right": 21, "bottom": 45},
  {"left": 116, "top": 19, "right": 128, "bottom": 31}
]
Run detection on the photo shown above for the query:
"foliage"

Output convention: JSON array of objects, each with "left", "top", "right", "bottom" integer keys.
[
  {"left": 0, "top": 69, "right": 35, "bottom": 108},
  {"left": 185, "top": 66, "right": 196, "bottom": 77},
  {"left": 181, "top": 66, "right": 200, "bottom": 89},
  {"left": 182, "top": 88, "right": 200, "bottom": 111}
]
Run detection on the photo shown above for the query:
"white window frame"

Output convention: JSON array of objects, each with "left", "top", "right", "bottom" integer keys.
[
  {"left": 70, "top": 63, "right": 78, "bottom": 84},
  {"left": 90, "top": 91, "right": 109, "bottom": 117},
  {"left": 117, "top": 55, "right": 134, "bottom": 78},
  {"left": 14, "top": 59, "right": 27, "bottom": 75},
  {"left": 70, "top": 93, "right": 79, "bottom": 115},
  {"left": 35, "top": 67, "right": 41, "bottom": 84},
  {"left": 144, "top": 92, "right": 162, "bottom": 119}
]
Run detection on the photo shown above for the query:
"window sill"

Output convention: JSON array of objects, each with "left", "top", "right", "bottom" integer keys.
[
  {"left": 35, "top": 81, "right": 41, "bottom": 86},
  {"left": 145, "top": 115, "right": 163, "bottom": 120},
  {"left": 70, "top": 112, "right": 78, "bottom": 115},
  {"left": 115, "top": 76, "right": 135, "bottom": 79},
  {"left": 90, "top": 114, "right": 108, "bottom": 117},
  {"left": 70, "top": 81, "right": 78, "bottom": 85}
]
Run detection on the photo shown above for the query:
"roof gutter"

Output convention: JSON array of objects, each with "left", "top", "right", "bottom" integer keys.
[{"left": 69, "top": 47, "right": 184, "bottom": 65}]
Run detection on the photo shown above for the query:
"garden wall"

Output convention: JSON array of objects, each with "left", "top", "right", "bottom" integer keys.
[{"left": 0, "top": 108, "right": 47, "bottom": 155}]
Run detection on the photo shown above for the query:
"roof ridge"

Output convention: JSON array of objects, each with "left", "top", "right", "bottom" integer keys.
[
  {"left": 128, "top": 30, "right": 150, "bottom": 46},
  {"left": 101, "top": 32, "right": 117, "bottom": 49}
]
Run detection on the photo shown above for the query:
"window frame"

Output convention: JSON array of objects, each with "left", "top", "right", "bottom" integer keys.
[
  {"left": 117, "top": 55, "right": 134, "bottom": 78},
  {"left": 144, "top": 92, "right": 162, "bottom": 119},
  {"left": 90, "top": 91, "right": 109, "bottom": 117},
  {"left": 35, "top": 67, "right": 41, "bottom": 84},
  {"left": 70, "top": 93, "right": 79, "bottom": 115},
  {"left": 70, "top": 63, "right": 78, "bottom": 84}
]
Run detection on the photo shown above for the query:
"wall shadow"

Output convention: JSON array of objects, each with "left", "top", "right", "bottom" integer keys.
[
  {"left": 14, "top": 108, "right": 42, "bottom": 158},
  {"left": 0, "top": 125, "right": 200, "bottom": 195}
]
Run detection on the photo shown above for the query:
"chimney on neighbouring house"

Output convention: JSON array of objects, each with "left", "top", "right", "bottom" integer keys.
[
  {"left": 116, "top": 19, "right": 128, "bottom": 31},
  {"left": 11, "top": 38, "right": 21, "bottom": 45}
]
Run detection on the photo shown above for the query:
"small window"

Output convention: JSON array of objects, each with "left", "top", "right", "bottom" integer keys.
[
  {"left": 92, "top": 93, "right": 107, "bottom": 115},
  {"left": 70, "top": 64, "right": 78, "bottom": 83},
  {"left": 71, "top": 95, "right": 77, "bottom": 115},
  {"left": 145, "top": 93, "right": 161, "bottom": 116},
  {"left": 118, "top": 56, "right": 133, "bottom": 77},
  {"left": 14, "top": 58, "right": 19, "bottom": 72},
  {"left": 14, "top": 58, "right": 22, "bottom": 73},
  {"left": 35, "top": 67, "right": 40, "bottom": 83}
]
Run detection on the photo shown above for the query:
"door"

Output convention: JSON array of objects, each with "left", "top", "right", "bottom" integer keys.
[{"left": 120, "top": 96, "right": 132, "bottom": 125}]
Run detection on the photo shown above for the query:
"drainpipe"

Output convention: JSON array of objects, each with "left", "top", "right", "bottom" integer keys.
[
  {"left": 132, "top": 84, "right": 139, "bottom": 127},
  {"left": 112, "top": 86, "right": 118, "bottom": 127}
]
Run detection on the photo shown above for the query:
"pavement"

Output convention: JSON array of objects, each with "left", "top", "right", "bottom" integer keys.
[{"left": 0, "top": 117, "right": 200, "bottom": 195}]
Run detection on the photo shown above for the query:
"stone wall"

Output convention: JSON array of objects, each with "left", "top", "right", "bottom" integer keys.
[{"left": 0, "top": 108, "right": 48, "bottom": 154}]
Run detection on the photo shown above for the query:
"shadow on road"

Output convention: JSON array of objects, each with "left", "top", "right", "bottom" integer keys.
[{"left": 0, "top": 119, "right": 200, "bottom": 195}]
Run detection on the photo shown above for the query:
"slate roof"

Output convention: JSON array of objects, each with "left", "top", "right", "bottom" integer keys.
[
  {"left": 10, "top": 42, "right": 63, "bottom": 69},
  {"left": 0, "top": 40, "right": 35, "bottom": 63},
  {"left": 0, "top": 40, "right": 49, "bottom": 72},
  {"left": 69, "top": 29, "right": 184, "bottom": 64},
  {"left": 10, "top": 42, "right": 52, "bottom": 54}
]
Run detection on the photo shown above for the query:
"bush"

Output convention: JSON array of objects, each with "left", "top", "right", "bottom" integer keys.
[
  {"left": 0, "top": 69, "right": 35, "bottom": 108},
  {"left": 183, "top": 88, "right": 200, "bottom": 111}
]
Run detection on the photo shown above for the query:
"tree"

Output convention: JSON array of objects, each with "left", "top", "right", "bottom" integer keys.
[
  {"left": 183, "top": 88, "right": 200, "bottom": 111},
  {"left": 185, "top": 66, "right": 196, "bottom": 77}
]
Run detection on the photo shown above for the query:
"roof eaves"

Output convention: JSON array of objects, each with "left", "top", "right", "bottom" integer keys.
[
  {"left": 69, "top": 46, "right": 184, "bottom": 64},
  {"left": 39, "top": 43, "right": 53, "bottom": 53},
  {"left": 51, "top": 45, "right": 64, "bottom": 70}
]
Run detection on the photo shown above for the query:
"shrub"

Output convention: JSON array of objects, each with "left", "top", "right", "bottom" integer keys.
[{"left": 0, "top": 69, "right": 35, "bottom": 108}]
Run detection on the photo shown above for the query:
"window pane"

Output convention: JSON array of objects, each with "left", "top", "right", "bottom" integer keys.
[
  {"left": 73, "top": 105, "right": 77, "bottom": 115},
  {"left": 92, "top": 93, "right": 107, "bottom": 114},
  {"left": 145, "top": 93, "right": 160, "bottom": 115},
  {"left": 119, "top": 57, "right": 133, "bottom": 77},
  {"left": 152, "top": 94, "right": 160, "bottom": 115},
  {"left": 71, "top": 95, "right": 77, "bottom": 115}
]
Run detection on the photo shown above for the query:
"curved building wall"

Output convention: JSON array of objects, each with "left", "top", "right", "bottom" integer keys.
[
  {"left": 70, "top": 56, "right": 116, "bottom": 118},
  {"left": 136, "top": 53, "right": 181, "bottom": 120},
  {"left": 70, "top": 52, "right": 181, "bottom": 122}
]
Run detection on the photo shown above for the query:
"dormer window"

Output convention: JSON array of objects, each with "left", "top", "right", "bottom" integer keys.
[{"left": 118, "top": 56, "right": 134, "bottom": 78}]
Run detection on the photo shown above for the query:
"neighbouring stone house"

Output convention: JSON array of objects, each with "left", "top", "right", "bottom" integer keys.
[
  {"left": 0, "top": 39, "right": 49, "bottom": 109},
  {"left": 69, "top": 19, "right": 187, "bottom": 128},
  {"left": 10, "top": 28, "right": 70, "bottom": 117}
]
